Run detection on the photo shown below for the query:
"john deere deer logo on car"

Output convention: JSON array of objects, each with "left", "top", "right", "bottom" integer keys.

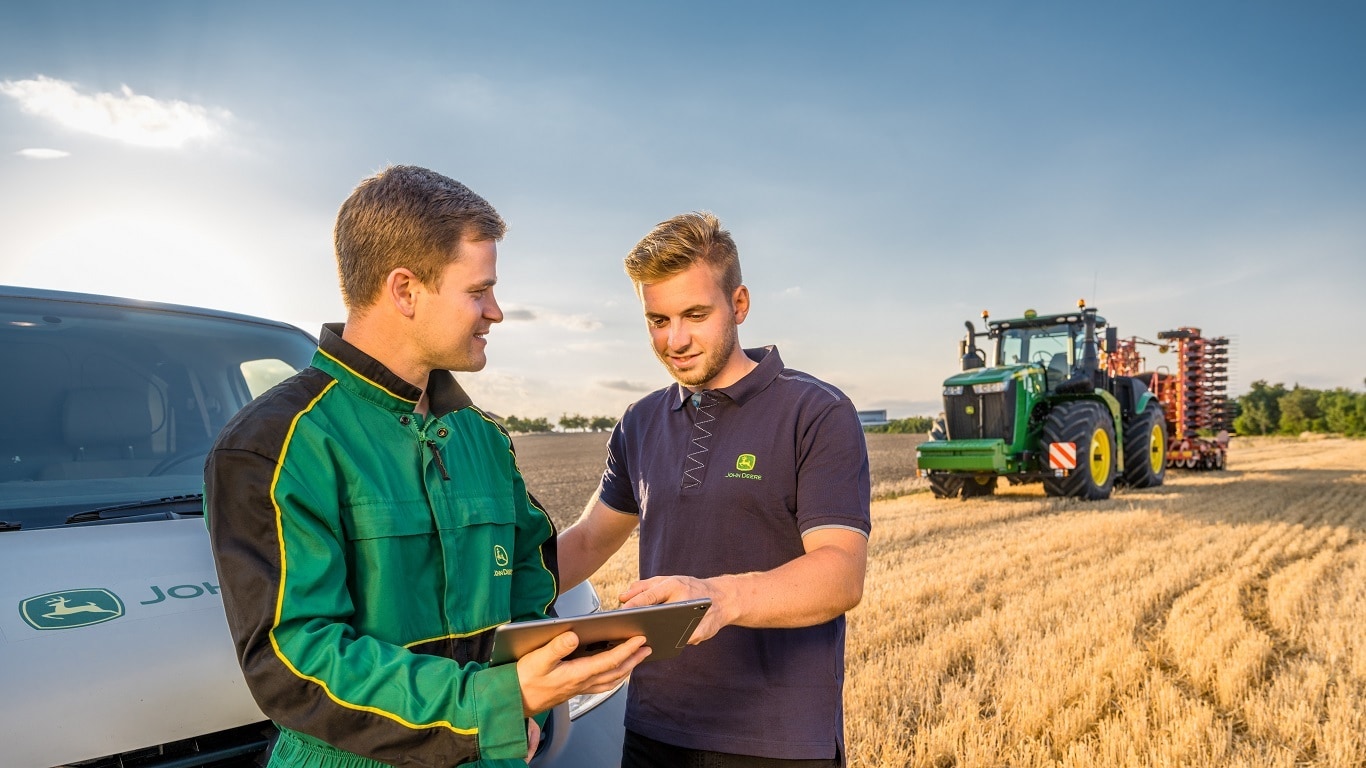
[{"left": 20, "top": 588, "right": 125, "bottom": 630}]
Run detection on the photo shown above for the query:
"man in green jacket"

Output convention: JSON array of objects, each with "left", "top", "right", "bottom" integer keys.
[{"left": 207, "top": 165, "right": 648, "bottom": 768}]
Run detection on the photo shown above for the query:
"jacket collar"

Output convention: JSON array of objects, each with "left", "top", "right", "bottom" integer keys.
[{"left": 312, "top": 323, "right": 473, "bottom": 416}]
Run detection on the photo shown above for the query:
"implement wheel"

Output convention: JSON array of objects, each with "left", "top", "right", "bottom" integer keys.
[
  {"left": 928, "top": 474, "right": 964, "bottom": 499},
  {"left": 960, "top": 475, "right": 997, "bottom": 498},
  {"left": 1121, "top": 402, "right": 1167, "bottom": 489},
  {"left": 929, "top": 473, "right": 996, "bottom": 500},
  {"left": 1042, "top": 401, "right": 1116, "bottom": 500}
]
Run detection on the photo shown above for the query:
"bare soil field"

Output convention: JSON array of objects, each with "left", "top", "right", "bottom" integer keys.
[
  {"left": 514, "top": 431, "right": 927, "bottom": 529},
  {"left": 514, "top": 434, "right": 1366, "bottom": 767}
]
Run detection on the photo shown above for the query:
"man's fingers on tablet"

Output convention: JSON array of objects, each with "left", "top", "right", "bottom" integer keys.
[
  {"left": 578, "top": 635, "right": 649, "bottom": 677},
  {"left": 555, "top": 630, "right": 580, "bottom": 655},
  {"left": 621, "top": 584, "right": 668, "bottom": 607},
  {"left": 593, "top": 635, "right": 648, "bottom": 667},
  {"left": 522, "top": 630, "right": 579, "bottom": 671}
]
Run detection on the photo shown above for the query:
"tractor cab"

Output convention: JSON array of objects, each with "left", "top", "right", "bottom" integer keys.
[{"left": 988, "top": 309, "right": 1107, "bottom": 392}]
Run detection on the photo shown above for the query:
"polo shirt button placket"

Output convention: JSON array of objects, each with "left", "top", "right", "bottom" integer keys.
[{"left": 683, "top": 390, "right": 715, "bottom": 490}]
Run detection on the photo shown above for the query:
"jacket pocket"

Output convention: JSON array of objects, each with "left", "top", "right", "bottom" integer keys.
[
  {"left": 342, "top": 499, "right": 436, "bottom": 541},
  {"left": 433, "top": 492, "right": 516, "bottom": 530},
  {"left": 434, "top": 493, "right": 519, "bottom": 631}
]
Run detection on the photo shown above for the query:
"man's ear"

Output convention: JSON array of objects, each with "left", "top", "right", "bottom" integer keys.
[
  {"left": 731, "top": 285, "right": 751, "bottom": 325},
  {"left": 385, "top": 268, "right": 421, "bottom": 319}
]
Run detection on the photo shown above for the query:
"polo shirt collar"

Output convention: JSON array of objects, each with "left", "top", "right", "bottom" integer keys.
[
  {"left": 670, "top": 345, "right": 782, "bottom": 410},
  {"left": 313, "top": 323, "right": 474, "bottom": 416}
]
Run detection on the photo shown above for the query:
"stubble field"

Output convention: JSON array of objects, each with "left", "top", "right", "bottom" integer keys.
[{"left": 513, "top": 433, "right": 1366, "bottom": 767}]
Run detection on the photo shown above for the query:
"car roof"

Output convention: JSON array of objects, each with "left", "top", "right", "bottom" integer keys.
[{"left": 0, "top": 284, "right": 310, "bottom": 334}]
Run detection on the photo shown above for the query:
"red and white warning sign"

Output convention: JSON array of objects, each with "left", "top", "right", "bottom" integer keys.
[{"left": 1049, "top": 441, "right": 1077, "bottom": 470}]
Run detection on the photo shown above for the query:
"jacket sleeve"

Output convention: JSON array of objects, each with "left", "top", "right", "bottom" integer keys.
[{"left": 207, "top": 443, "right": 531, "bottom": 768}]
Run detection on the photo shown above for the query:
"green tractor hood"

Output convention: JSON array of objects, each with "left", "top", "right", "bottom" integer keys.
[{"left": 942, "top": 364, "right": 1031, "bottom": 389}]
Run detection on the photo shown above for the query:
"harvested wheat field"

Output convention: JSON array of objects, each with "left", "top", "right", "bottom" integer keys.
[{"left": 514, "top": 434, "right": 1366, "bottom": 767}]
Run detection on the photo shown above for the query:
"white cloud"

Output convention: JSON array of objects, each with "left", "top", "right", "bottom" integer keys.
[
  {"left": 16, "top": 148, "right": 70, "bottom": 159},
  {"left": 0, "top": 76, "right": 230, "bottom": 149},
  {"left": 598, "top": 379, "right": 652, "bottom": 393},
  {"left": 502, "top": 303, "right": 602, "bottom": 332},
  {"left": 548, "top": 312, "right": 602, "bottom": 332}
]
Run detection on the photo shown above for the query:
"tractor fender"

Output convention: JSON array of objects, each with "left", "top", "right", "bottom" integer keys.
[
  {"left": 1135, "top": 389, "right": 1162, "bottom": 420},
  {"left": 1093, "top": 389, "right": 1124, "bottom": 435},
  {"left": 1111, "top": 375, "right": 1161, "bottom": 423}
]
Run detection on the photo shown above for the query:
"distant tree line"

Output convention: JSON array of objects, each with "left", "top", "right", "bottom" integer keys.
[
  {"left": 506, "top": 382, "right": 1366, "bottom": 438},
  {"left": 863, "top": 416, "right": 935, "bottom": 434},
  {"left": 500, "top": 413, "right": 619, "bottom": 434},
  {"left": 1234, "top": 380, "right": 1366, "bottom": 437}
]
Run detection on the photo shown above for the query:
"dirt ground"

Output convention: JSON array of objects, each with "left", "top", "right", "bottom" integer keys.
[{"left": 513, "top": 431, "right": 927, "bottom": 530}]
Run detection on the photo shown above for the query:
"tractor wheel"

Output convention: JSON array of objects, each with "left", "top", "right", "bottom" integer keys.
[
  {"left": 928, "top": 473, "right": 964, "bottom": 499},
  {"left": 1041, "top": 401, "right": 1117, "bottom": 500},
  {"left": 1121, "top": 402, "right": 1166, "bottom": 488},
  {"left": 959, "top": 475, "right": 997, "bottom": 498},
  {"left": 929, "top": 414, "right": 948, "bottom": 441}
]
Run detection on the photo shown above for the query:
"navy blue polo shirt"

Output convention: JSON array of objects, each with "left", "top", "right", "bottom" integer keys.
[{"left": 598, "top": 346, "right": 871, "bottom": 760}]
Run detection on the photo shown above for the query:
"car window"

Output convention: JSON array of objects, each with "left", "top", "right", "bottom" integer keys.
[
  {"left": 242, "top": 358, "right": 301, "bottom": 398},
  {"left": 0, "top": 293, "right": 316, "bottom": 530}
]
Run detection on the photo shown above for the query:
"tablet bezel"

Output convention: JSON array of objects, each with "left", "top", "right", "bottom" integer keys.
[{"left": 489, "top": 598, "right": 712, "bottom": 666}]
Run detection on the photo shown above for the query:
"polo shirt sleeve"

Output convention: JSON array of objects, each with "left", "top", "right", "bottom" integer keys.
[
  {"left": 597, "top": 418, "right": 640, "bottom": 516},
  {"left": 795, "top": 398, "right": 872, "bottom": 537}
]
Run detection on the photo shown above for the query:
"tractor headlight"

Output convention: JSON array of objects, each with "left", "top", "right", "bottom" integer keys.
[
  {"left": 973, "top": 381, "right": 1009, "bottom": 394},
  {"left": 943, "top": 386, "right": 964, "bottom": 396}
]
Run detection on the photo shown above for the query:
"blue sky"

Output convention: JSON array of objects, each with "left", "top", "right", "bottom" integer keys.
[{"left": 2, "top": 2, "right": 1363, "bottom": 421}]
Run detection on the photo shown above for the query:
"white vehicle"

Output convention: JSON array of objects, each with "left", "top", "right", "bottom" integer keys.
[{"left": 0, "top": 286, "right": 625, "bottom": 768}]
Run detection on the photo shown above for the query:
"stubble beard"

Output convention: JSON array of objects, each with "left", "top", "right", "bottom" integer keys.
[{"left": 657, "top": 321, "right": 739, "bottom": 389}]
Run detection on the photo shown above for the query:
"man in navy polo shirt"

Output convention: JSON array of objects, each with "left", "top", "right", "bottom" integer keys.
[{"left": 557, "top": 211, "right": 871, "bottom": 767}]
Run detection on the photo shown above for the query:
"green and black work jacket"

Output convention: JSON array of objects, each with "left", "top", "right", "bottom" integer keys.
[{"left": 206, "top": 324, "right": 558, "bottom": 768}]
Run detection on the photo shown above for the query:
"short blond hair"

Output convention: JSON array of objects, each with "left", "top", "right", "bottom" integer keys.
[{"left": 624, "top": 211, "right": 741, "bottom": 295}]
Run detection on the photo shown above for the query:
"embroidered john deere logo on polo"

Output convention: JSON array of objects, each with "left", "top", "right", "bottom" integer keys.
[
  {"left": 726, "top": 453, "right": 762, "bottom": 481},
  {"left": 20, "top": 588, "right": 125, "bottom": 630}
]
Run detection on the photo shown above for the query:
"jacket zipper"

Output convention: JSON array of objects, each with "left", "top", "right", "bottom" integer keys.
[
  {"left": 416, "top": 422, "right": 451, "bottom": 481},
  {"left": 426, "top": 440, "right": 450, "bottom": 481}
]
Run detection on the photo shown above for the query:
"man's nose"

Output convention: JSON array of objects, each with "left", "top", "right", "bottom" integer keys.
[
  {"left": 667, "top": 322, "right": 690, "bottom": 351},
  {"left": 485, "top": 290, "right": 503, "bottom": 323}
]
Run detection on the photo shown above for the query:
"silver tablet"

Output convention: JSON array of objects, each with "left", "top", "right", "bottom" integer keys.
[{"left": 490, "top": 598, "right": 712, "bottom": 666}]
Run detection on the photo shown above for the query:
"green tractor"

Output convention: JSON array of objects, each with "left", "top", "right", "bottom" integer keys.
[{"left": 916, "top": 301, "right": 1167, "bottom": 500}]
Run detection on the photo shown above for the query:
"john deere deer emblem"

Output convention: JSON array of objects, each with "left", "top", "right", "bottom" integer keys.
[
  {"left": 736, "top": 454, "right": 756, "bottom": 472},
  {"left": 20, "top": 588, "right": 125, "bottom": 630}
]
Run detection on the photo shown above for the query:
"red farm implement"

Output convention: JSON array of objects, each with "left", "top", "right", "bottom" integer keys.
[{"left": 1105, "top": 328, "right": 1233, "bottom": 470}]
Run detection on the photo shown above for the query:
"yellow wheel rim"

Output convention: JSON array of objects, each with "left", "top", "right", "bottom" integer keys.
[
  {"left": 1148, "top": 423, "right": 1165, "bottom": 474},
  {"left": 1089, "top": 427, "right": 1112, "bottom": 486}
]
